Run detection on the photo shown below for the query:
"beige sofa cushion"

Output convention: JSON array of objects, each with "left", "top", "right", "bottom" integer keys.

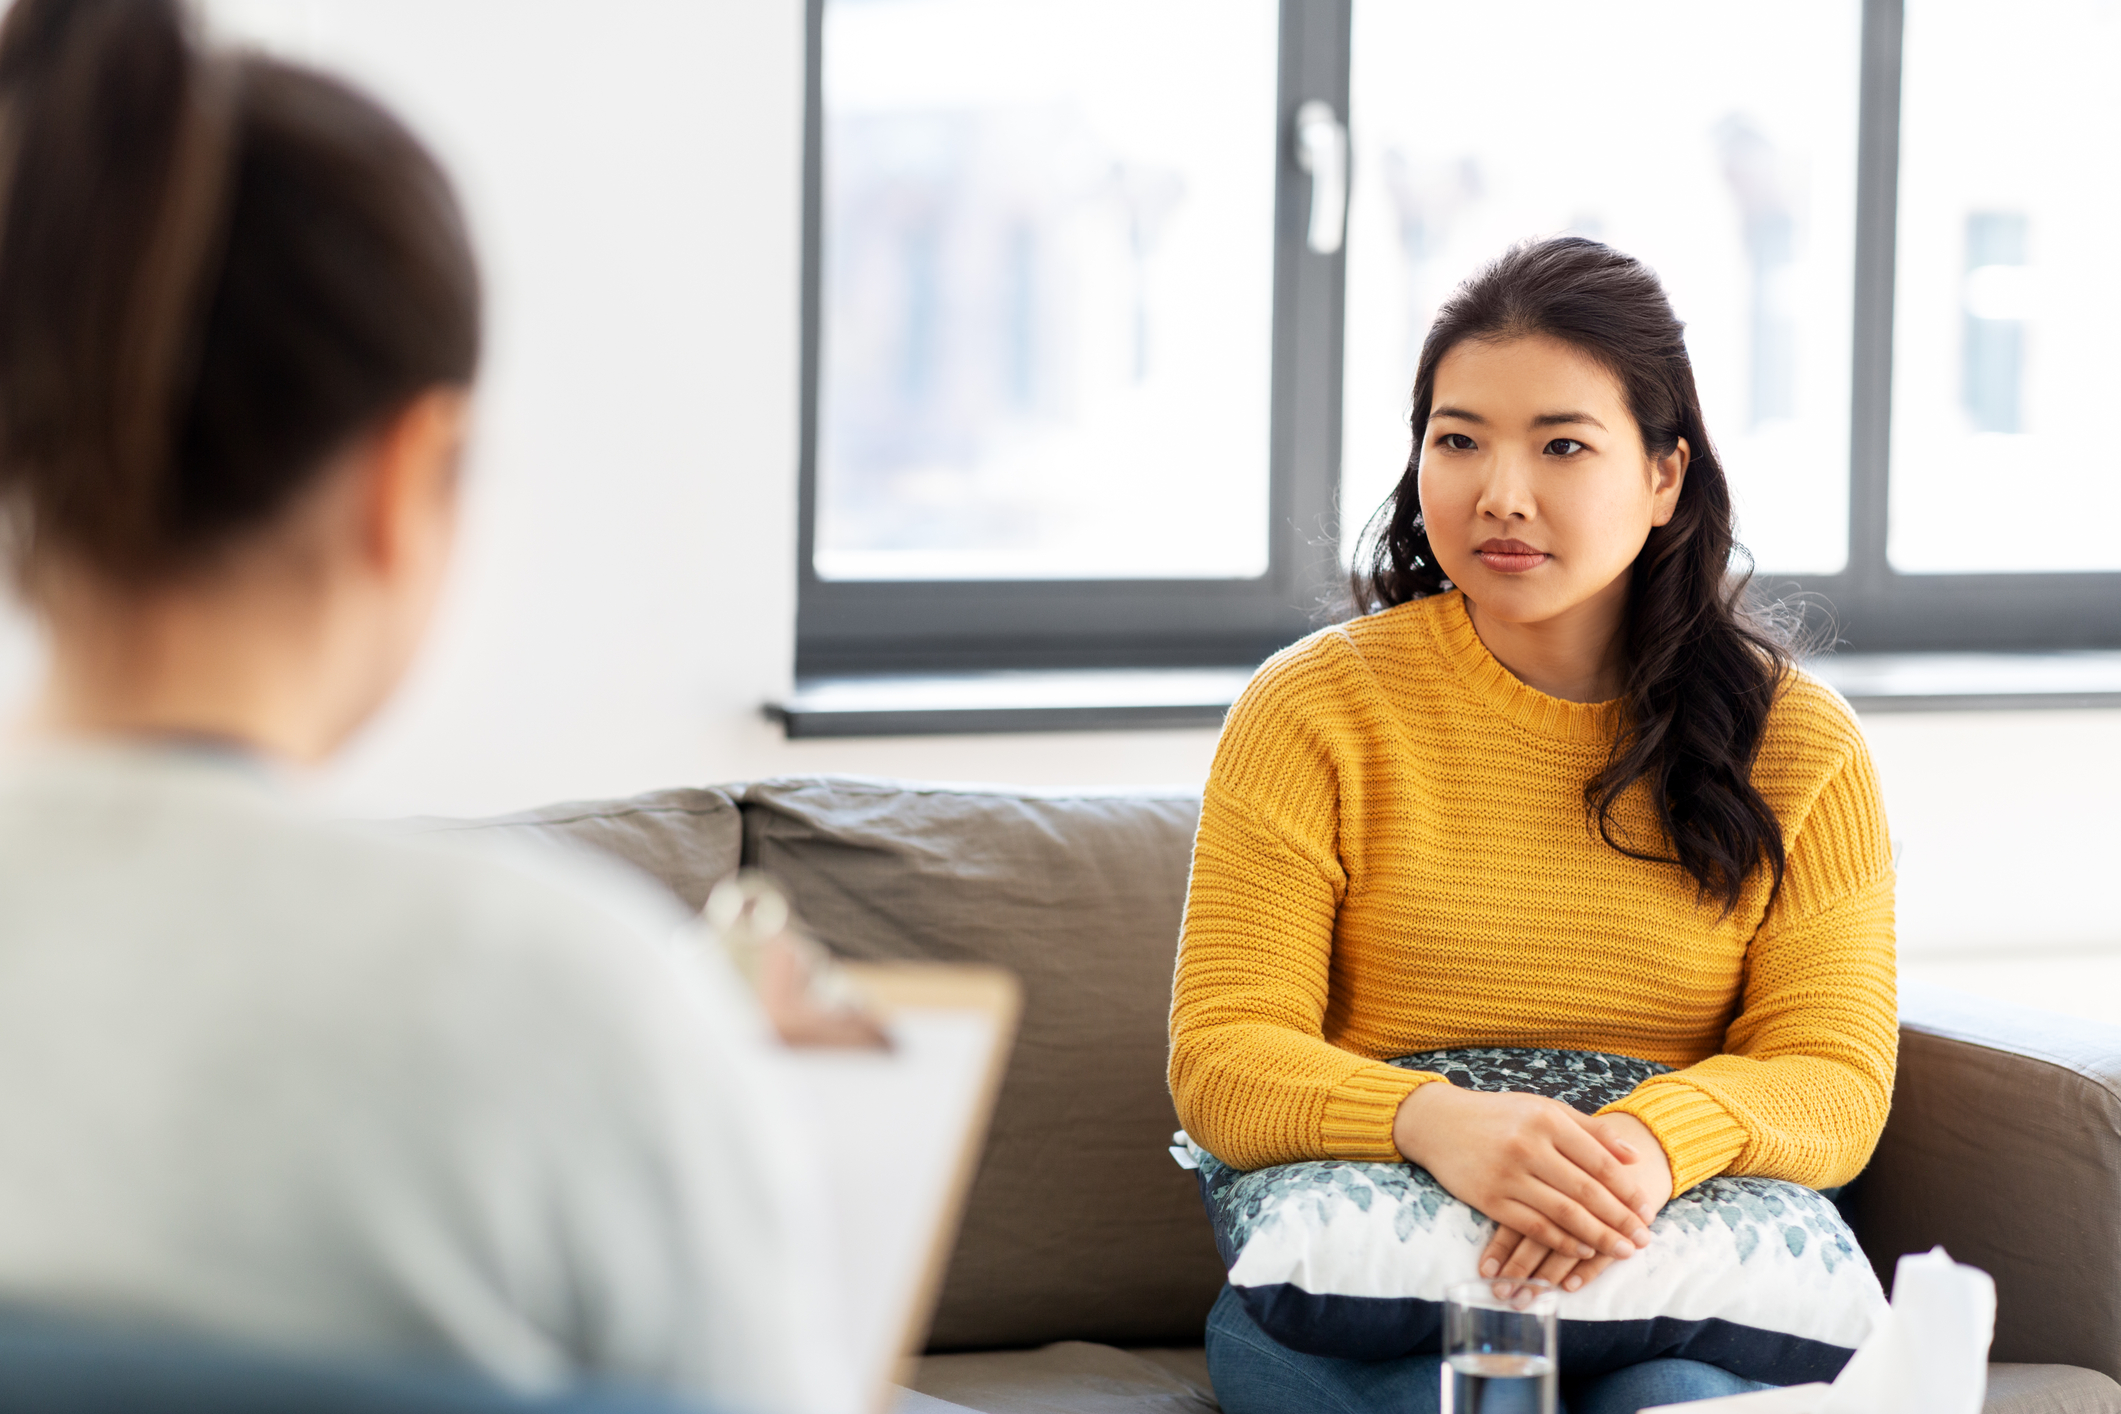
[
  {"left": 739, "top": 778, "right": 1224, "bottom": 1352},
  {"left": 405, "top": 787, "right": 742, "bottom": 912},
  {"left": 1860, "top": 985, "right": 2121, "bottom": 1385},
  {"left": 905, "top": 1349, "right": 2119, "bottom": 1414},
  {"left": 1983, "top": 1364, "right": 2121, "bottom": 1414},
  {"left": 910, "top": 1343, "right": 1216, "bottom": 1414}
]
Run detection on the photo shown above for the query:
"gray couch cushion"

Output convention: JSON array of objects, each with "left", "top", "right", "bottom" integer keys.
[
  {"left": 910, "top": 1344, "right": 1217, "bottom": 1414},
  {"left": 406, "top": 788, "right": 742, "bottom": 912},
  {"left": 1857, "top": 984, "right": 2121, "bottom": 1386},
  {"left": 907, "top": 1349, "right": 2119, "bottom": 1414},
  {"left": 1984, "top": 1365, "right": 2121, "bottom": 1414},
  {"left": 739, "top": 778, "right": 1223, "bottom": 1351}
]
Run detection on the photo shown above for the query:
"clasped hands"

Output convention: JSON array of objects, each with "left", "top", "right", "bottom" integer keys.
[{"left": 1392, "top": 1083, "right": 1674, "bottom": 1293}]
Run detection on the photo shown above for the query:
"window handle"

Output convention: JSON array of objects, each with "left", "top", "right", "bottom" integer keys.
[{"left": 1295, "top": 99, "right": 1348, "bottom": 255}]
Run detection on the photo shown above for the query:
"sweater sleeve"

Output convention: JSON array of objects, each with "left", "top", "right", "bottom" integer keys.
[
  {"left": 1167, "top": 649, "right": 1440, "bottom": 1170},
  {"left": 1600, "top": 733, "right": 1898, "bottom": 1195}
]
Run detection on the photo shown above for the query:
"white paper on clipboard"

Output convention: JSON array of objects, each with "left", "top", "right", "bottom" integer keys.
[{"left": 767, "top": 967, "right": 1019, "bottom": 1414}]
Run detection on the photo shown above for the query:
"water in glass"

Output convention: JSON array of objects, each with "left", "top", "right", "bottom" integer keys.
[
  {"left": 1441, "top": 1278, "right": 1558, "bottom": 1414},
  {"left": 1442, "top": 1351, "right": 1557, "bottom": 1414}
]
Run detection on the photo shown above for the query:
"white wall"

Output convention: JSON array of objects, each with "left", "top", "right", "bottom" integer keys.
[
  {"left": 209, "top": 0, "right": 1226, "bottom": 811},
  {"left": 0, "top": 1, "right": 2113, "bottom": 1009},
  {"left": 1868, "top": 710, "right": 2121, "bottom": 1022}
]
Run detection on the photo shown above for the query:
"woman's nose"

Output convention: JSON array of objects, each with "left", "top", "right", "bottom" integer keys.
[{"left": 1475, "top": 456, "right": 1536, "bottom": 520}]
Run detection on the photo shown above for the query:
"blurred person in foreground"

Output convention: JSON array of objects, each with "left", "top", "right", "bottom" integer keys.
[{"left": 0, "top": 2, "right": 854, "bottom": 1410}]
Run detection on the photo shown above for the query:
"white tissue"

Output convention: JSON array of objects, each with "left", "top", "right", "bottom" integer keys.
[
  {"left": 1819, "top": 1247, "right": 1994, "bottom": 1414},
  {"left": 1642, "top": 1246, "right": 1994, "bottom": 1414}
]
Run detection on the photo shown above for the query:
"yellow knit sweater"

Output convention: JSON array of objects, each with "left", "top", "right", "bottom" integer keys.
[{"left": 1168, "top": 591, "right": 1897, "bottom": 1195}]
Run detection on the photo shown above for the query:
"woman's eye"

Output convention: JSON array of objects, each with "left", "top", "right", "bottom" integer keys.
[
  {"left": 1439, "top": 433, "right": 1477, "bottom": 451},
  {"left": 1545, "top": 438, "right": 1587, "bottom": 456}
]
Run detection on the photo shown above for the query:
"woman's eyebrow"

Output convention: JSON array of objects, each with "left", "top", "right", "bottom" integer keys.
[
  {"left": 1429, "top": 405, "right": 1486, "bottom": 423},
  {"left": 1531, "top": 411, "right": 1608, "bottom": 430}
]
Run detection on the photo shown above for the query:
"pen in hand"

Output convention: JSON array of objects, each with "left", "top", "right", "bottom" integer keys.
[{"left": 703, "top": 871, "right": 891, "bottom": 1050}]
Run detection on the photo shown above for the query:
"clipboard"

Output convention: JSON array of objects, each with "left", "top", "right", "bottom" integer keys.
[{"left": 768, "top": 962, "right": 1021, "bottom": 1413}]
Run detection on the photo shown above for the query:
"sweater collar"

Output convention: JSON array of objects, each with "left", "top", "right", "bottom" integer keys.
[{"left": 1426, "top": 590, "right": 1622, "bottom": 745}]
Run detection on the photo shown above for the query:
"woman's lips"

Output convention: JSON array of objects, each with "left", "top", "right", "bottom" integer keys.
[{"left": 1475, "top": 545, "right": 1550, "bottom": 574}]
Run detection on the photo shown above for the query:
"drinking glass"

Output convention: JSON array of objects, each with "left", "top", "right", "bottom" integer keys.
[{"left": 1441, "top": 1278, "right": 1559, "bottom": 1414}]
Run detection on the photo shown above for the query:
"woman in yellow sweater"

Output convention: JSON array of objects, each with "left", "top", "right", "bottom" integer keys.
[{"left": 1170, "top": 238, "right": 1895, "bottom": 1414}]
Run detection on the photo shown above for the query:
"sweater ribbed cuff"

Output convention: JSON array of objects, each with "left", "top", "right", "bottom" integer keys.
[
  {"left": 1321, "top": 1065, "right": 1434, "bottom": 1163},
  {"left": 1599, "top": 1083, "right": 1750, "bottom": 1196}
]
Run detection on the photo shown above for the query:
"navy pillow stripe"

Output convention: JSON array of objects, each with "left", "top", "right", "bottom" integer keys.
[{"left": 1235, "top": 1284, "right": 1855, "bottom": 1384}]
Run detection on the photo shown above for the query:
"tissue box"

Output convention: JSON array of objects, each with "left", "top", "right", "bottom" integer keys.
[{"left": 1645, "top": 1248, "right": 1996, "bottom": 1414}]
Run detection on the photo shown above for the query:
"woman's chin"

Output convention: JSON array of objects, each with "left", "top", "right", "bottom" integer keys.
[
  {"left": 1459, "top": 577, "right": 1573, "bottom": 626},
  {"left": 1458, "top": 565, "right": 1633, "bottom": 634}
]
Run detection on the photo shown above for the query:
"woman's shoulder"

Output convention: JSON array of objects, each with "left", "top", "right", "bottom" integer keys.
[
  {"left": 1237, "top": 597, "right": 1451, "bottom": 713},
  {"left": 1762, "top": 664, "right": 1867, "bottom": 756},
  {"left": 1755, "top": 663, "right": 1879, "bottom": 803},
  {"left": 0, "top": 744, "right": 767, "bottom": 1138},
  {"left": 1209, "top": 600, "right": 1457, "bottom": 795},
  {"left": 326, "top": 817, "right": 702, "bottom": 1002},
  {"left": 0, "top": 742, "right": 700, "bottom": 1019}
]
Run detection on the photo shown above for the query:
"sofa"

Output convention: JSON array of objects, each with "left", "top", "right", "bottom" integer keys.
[
  {"left": 14, "top": 774, "right": 2104, "bottom": 1413},
  {"left": 415, "top": 774, "right": 2121, "bottom": 1414}
]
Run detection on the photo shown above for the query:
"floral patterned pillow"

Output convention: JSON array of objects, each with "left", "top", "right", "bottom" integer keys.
[{"left": 1179, "top": 1047, "right": 1885, "bottom": 1384}]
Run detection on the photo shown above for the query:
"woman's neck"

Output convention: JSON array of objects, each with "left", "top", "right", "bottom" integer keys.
[
  {"left": 1461, "top": 587, "right": 1629, "bottom": 704},
  {"left": 24, "top": 561, "right": 371, "bottom": 766}
]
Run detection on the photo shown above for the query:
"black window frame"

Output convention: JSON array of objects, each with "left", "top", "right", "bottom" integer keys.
[
  {"left": 795, "top": 0, "right": 1355, "bottom": 677},
  {"left": 795, "top": 0, "right": 2121, "bottom": 687},
  {"left": 1763, "top": 0, "right": 2121, "bottom": 651}
]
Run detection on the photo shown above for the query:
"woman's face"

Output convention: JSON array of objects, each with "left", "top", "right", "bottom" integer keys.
[{"left": 1417, "top": 333, "right": 1687, "bottom": 633}]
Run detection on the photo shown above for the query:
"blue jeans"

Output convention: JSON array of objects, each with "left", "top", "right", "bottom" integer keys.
[{"left": 1205, "top": 1286, "right": 1773, "bottom": 1414}]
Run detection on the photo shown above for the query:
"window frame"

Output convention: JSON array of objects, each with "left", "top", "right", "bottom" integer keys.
[
  {"left": 1766, "top": 0, "right": 2121, "bottom": 651},
  {"left": 795, "top": 0, "right": 2121, "bottom": 686},
  {"left": 794, "top": 0, "right": 1356, "bottom": 678}
]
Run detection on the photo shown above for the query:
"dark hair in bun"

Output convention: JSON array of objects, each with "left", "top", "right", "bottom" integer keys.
[{"left": 0, "top": 0, "right": 480, "bottom": 588}]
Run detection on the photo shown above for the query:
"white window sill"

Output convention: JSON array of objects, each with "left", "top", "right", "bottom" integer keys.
[{"left": 769, "top": 653, "right": 2121, "bottom": 738}]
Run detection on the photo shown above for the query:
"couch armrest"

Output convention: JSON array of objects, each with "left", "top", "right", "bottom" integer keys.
[{"left": 1854, "top": 981, "right": 2121, "bottom": 1383}]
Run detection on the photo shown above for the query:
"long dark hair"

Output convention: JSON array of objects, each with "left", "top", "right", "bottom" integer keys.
[
  {"left": 0, "top": 0, "right": 480, "bottom": 591},
  {"left": 1352, "top": 237, "right": 1792, "bottom": 912}
]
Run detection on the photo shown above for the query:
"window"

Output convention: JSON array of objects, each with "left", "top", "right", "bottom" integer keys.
[
  {"left": 1824, "top": 0, "right": 2121, "bottom": 645},
  {"left": 1341, "top": 0, "right": 1861, "bottom": 579},
  {"left": 1888, "top": 0, "right": 2121, "bottom": 577},
  {"left": 812, "top": 0, "right": 1279, "bottom": 584},
  {"left": 798, "top": 0, "right": 1350, "bottom": 676},
  {"left": 796, "top": 0, "right": 2121, "bottom": 695}
]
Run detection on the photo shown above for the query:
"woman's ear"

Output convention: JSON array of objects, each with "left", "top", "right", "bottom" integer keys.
[
  {"left": 1649, "top": 436, "right": 1689, "bottom": 528},
  {"left": 357, "top": 387, "right": 469, "bottom": 575}
]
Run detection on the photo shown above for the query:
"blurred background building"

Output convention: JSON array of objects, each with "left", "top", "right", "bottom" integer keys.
[{"left": 0, "top": 0, "right": 2113, "bottom": 1018}]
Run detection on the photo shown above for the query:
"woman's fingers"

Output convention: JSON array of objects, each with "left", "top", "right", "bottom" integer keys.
[
  {"left": 1532, "top": 1245, "right": 1586, "bottom": 1289},
  {"left": 1501, "top": 1236, "right": 1551, "bottom": 1281},
  {"left": 1585, "top": 1112, "right": 1674, "bottom": 1223},
  {"left": 1488, "top": 1197, "right": 1598, "bottom": 1261},
  {"left": 1551, "top": 1112, "right": 1647, "bottom": 1203},
  {"left": 1572, "top": 1107, "right": 1644, "bottom": 1168},
  {"left": 1519, "top": 1152, "right": 1647, "bottom": 1256},
  {"left": 1544, "top": 1120, "right": 1657, "bottom": 1244},
  {"left": 1558, "top": 1253, "right": 1618, "bottom": 1293},
  {"left": 1479, "top": 1225, "right": 1526, "bottom": 1280},
  {"left": 1404, "top": 1090, "right": 1661, "bottom": 1271},
  {"left": 1477, "top": 1229, "right": 1622, "bottom": 1294}
]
